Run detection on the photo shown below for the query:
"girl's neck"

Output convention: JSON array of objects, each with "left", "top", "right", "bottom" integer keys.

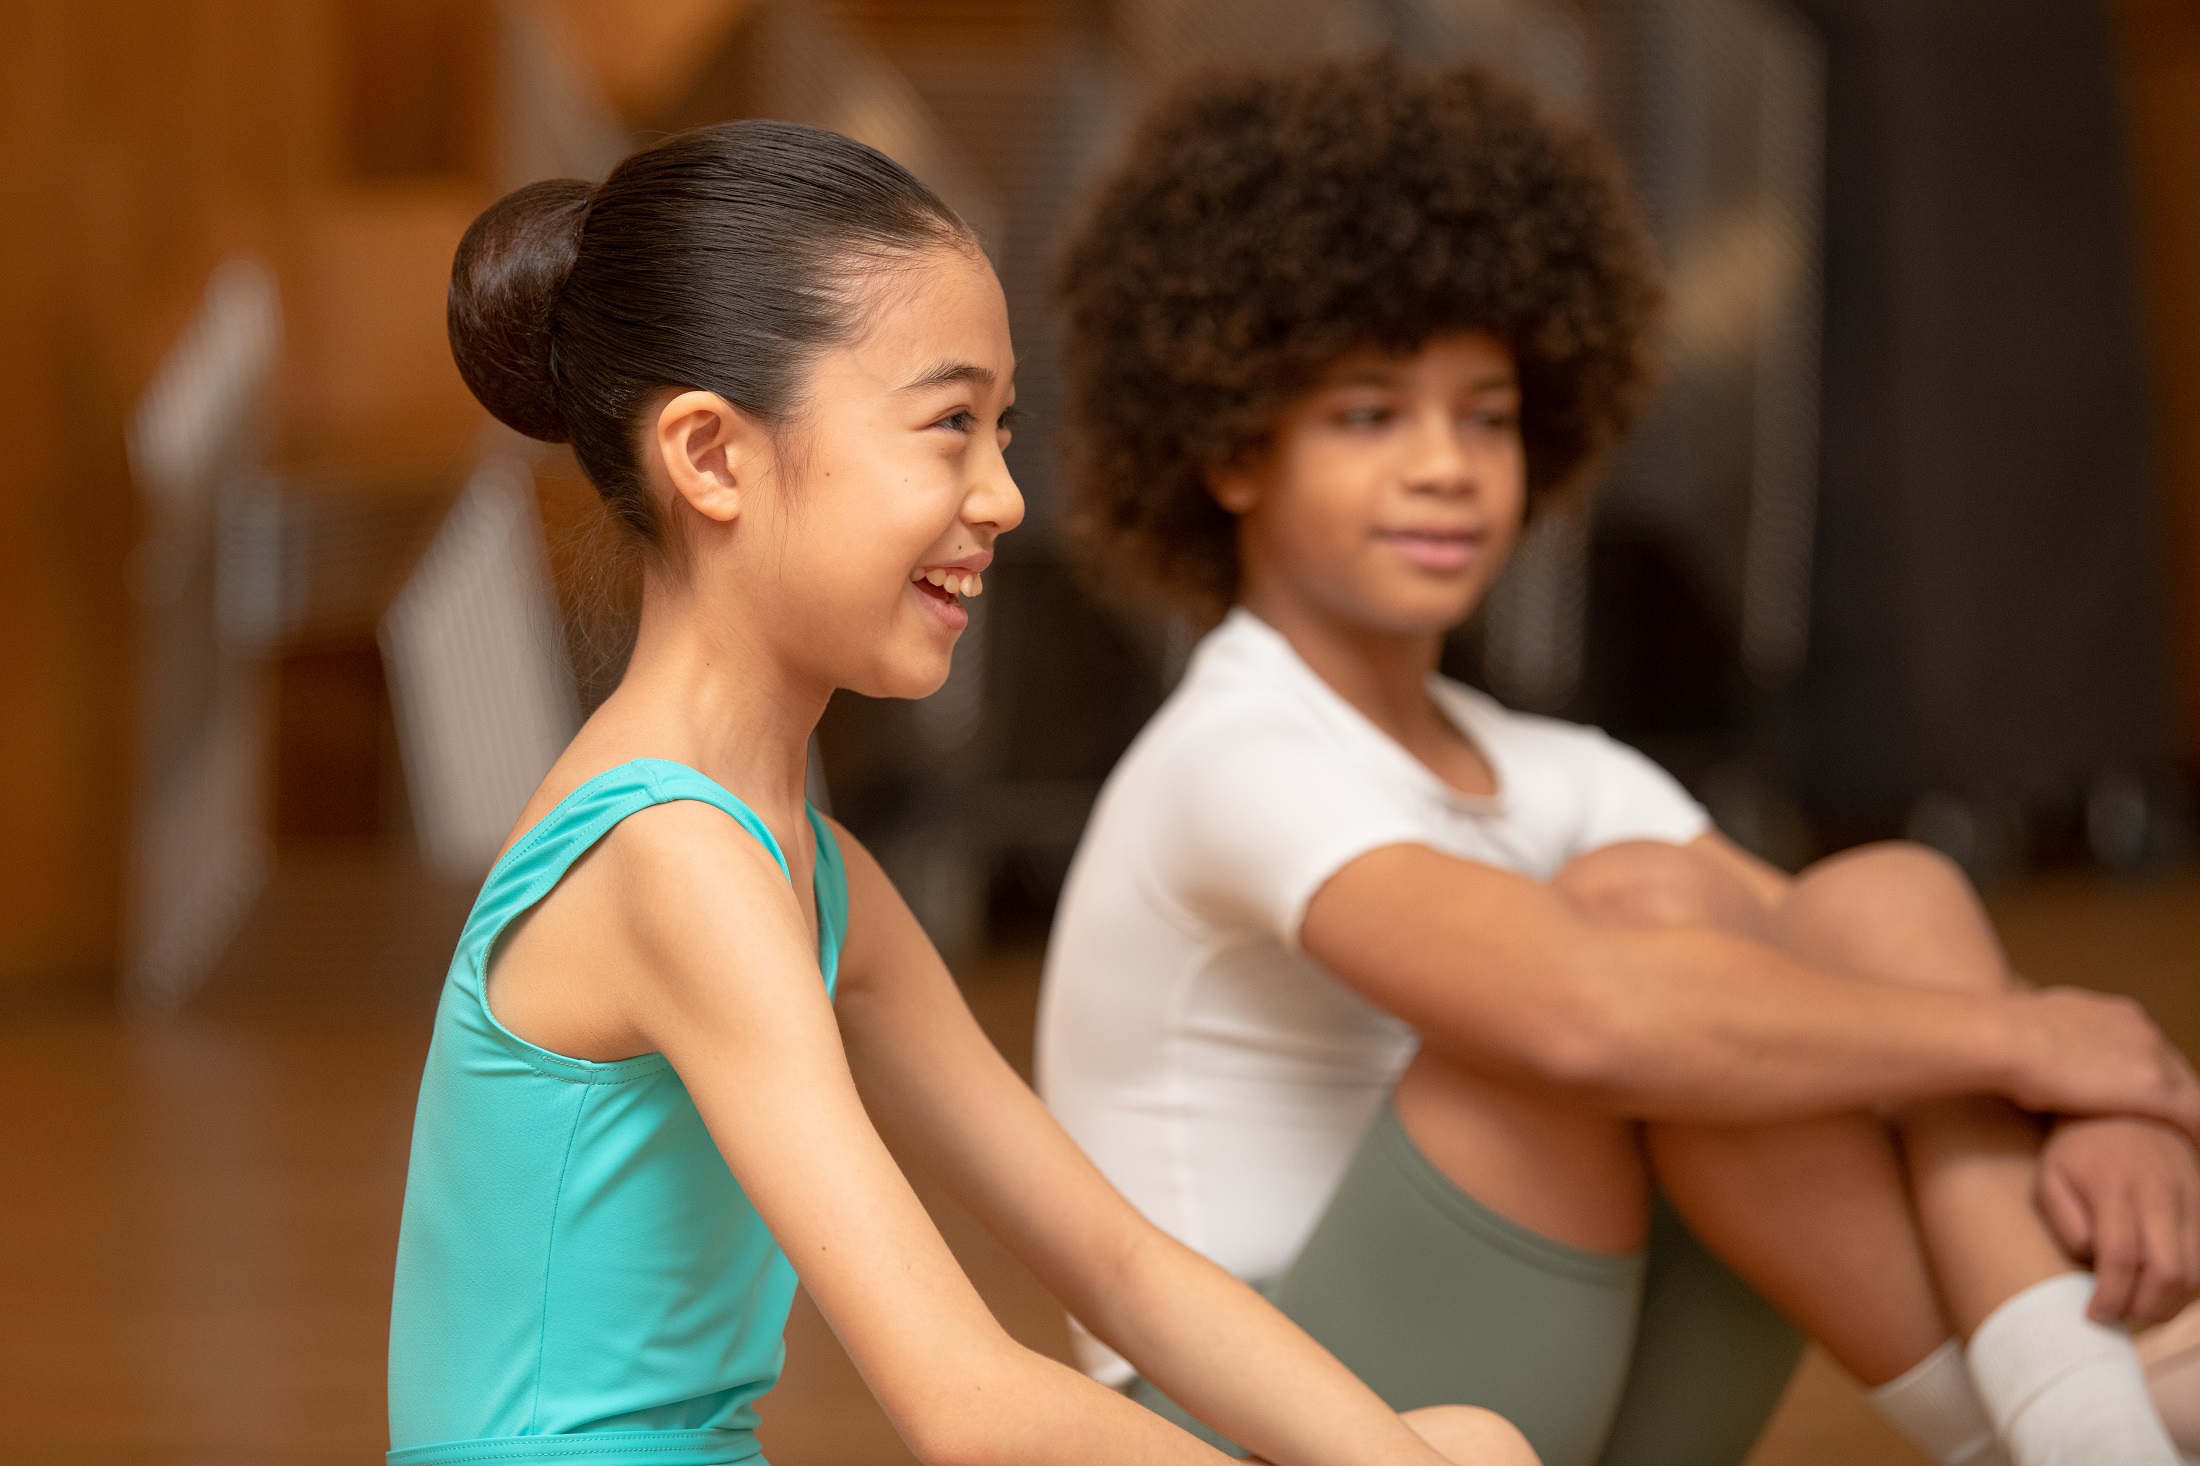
[{"left": 595, "top": 579, "right": 826, "bottom": 825}]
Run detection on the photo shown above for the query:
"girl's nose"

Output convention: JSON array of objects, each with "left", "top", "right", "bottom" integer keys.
[{"left": 969, "top": 453, "right": 1026, "bottom": 534}]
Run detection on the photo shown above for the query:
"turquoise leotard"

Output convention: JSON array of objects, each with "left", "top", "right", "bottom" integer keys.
[{"left": 387, "top": 759, "right": 847, "bottom": 1466}]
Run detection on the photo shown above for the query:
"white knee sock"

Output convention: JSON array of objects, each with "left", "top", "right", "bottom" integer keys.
[
  {"left": 1871, "top": 1338, "right": 2010, "bottom": 1465},
  {"left": 1968, "top": 1272, "right": 2181, "bottom": 1466}
]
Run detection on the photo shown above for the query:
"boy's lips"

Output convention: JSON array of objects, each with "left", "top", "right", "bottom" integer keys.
[{"left": 1377, "top": 527, "right": 1482, "bottom": 571}]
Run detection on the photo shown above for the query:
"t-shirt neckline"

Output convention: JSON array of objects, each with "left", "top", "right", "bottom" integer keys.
[{"left": 1216, "top": 607, "right": 1507, "bottom": 816}]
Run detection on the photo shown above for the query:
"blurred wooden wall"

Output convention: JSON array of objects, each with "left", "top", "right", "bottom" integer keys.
[
  {"left": 2110, "top": 0, "right": 2200, "bottom": 776},
  {"left": 2, "top": 0, "right": 2192, "bottom": 1006},
  {"left": 0, "top": 1, "right": 495, "bottom": 1004}
]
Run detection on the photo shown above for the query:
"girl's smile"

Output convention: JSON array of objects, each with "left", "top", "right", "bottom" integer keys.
[{"left": 907, "top": 550, "right": 993, "bottom": 631}]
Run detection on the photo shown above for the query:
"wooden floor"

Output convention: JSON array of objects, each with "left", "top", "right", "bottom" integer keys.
[{"left": 3, "top": 863, "right": 2195, "bottom": 1465}]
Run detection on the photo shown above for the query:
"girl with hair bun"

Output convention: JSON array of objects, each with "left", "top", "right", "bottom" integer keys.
[{"left": 387, "top": 120, "right": 1533, "bottom": 1466}]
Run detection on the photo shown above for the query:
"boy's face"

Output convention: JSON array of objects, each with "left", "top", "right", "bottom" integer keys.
[{"left": 1211, "top": 331, "right": 1525, "bottom": 638}]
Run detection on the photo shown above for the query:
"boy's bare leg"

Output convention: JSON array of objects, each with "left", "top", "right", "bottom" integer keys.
[
  {"left": 1392, "top": 1049, "right": 1651, "bottom": 1257},
  {"left": 1768, "top": 843, "right": 2070, "bottom": 1331},
  {"left": 1390, "top": 845, "right": 1974, "bottom": 1460},
  {"left": 1639, "top": 1110, "right": 1951, "bottom": 1383},
  {"left": 1552, "top": 840, "right": 1965, "bottom": 1384},
  {"left": 1395, "top": 839, "right": 2185, "bottom": 1459},
  {"left": 1393, "top": 841, "right": 1964, "bottom": 1385},
  {"left": 1752, "top": 843, "right": 2182, "bottom": 1463}
]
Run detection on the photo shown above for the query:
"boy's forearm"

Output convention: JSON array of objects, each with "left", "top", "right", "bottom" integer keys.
[
  {"left": 1312, "top": 844, "right": 2200, "bottom": 1142},
  {"left": 1545, "top": 925, "right": 2027, "bottom": 1120}
]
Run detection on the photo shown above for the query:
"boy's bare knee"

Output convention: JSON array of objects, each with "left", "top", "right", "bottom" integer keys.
[
  {"left": 1790, "top": 840, "right": 1981, "bottom": 937},
  {"left": 1782, "top": 839, "right": 2000, "bottom": 990},
  {"left": 1403, "top": 1404, "right": 1540, "bottom": 1465},
  {"left": 1810, "top": 839, "right": 1968, "bottom": 898},
  {"left": 1553, "top": 840, "right": 1751, "bottom": 933}
]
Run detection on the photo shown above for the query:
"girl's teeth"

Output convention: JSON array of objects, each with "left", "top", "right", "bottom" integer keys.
[{"left": 909, "top": 567, "right": 985, "bottom": 598}]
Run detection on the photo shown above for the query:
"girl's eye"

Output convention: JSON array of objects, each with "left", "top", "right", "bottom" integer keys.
[
  {"left": 1338, "top": 405, "right": 1394, "bottom": 429},
  {"left": 937, "top": 408, "right": 978, "bottom": 434},
  {"left": 1467, "top": 408, "right": 1521, "bottom": 433}
]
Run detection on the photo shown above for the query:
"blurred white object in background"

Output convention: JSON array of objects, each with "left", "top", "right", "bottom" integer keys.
[
  {"left": 124, "top": 259, "right": 282, "bottom": 1014},
  {"left": 381, "top": 458, "right": 580, "bottom": 880}
]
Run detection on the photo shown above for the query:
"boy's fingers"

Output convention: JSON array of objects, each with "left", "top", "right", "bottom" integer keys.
[
  {"left": 2184, "top": 1179, "right": 2200, "bottom": 1305},
  {"left": 2154, "top": 1182, "right": 2200, "bottom": 1325},
  {"left": 2037, "top": 1166, "right": 2094, "bottom": 1260},
  {"left": 2130, "top": 1186, "right": 2186, "bottom": 1325},
  {"left": 2089, "top": 1189, "right": 2141, "bottom": 1321}
]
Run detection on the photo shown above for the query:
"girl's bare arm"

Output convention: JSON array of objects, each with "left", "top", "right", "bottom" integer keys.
[
  {"left": 825, "top": 822, "right": 1525, "bottom": 1466},
  {"left": 597, "top": 805, "right": 1231, "bottom": 1466},
  {"left": 608, "top": 806, "right": 1520, "bottom": 1466}
]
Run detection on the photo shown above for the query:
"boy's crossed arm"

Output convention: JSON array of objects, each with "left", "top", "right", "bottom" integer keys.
[{"left": 1300, "top": 835, "right": 2200, "bottom": 1323}]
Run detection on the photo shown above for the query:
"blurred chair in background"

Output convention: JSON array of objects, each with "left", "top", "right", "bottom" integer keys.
[
  {"left": 123, "top": 260, "right": 283, "bottom": 1012},
  {"left": 381, "top": 457, "right": 579, "bottom": 882}
]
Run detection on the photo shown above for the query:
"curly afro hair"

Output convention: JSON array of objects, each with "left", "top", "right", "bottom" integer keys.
[{"left": 1056, "top": 51, "right": 1664, "bottom": 622}]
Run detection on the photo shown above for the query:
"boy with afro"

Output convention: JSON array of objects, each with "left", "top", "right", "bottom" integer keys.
[{"left": 1037, "top": 52, "right": 2200, "bottom": 1466}]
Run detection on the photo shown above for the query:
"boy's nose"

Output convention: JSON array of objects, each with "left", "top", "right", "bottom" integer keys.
[{"left": 1404, "top": 418, "right": 1477, "bottom": 497}]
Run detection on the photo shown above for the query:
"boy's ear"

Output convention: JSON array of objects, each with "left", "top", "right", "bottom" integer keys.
[
  {"left": 1204, "top": 461, "right": 1262, "bottom": 516},
  {"left": 651, "top": 390, "right": 766, "bottom": 525}
]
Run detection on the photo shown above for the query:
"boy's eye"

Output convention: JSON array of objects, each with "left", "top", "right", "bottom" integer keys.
[
  {"left": 1337, "top": 405, "right": 1394, "bottom": 429},
  {"left": 1467, "top": 408, "right": 1520, "bottom": 432}
]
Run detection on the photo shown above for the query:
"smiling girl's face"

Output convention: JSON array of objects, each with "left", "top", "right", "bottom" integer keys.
[
  {"left": 1210, "top": 332, "right": 1525, "bottom": 638},
  {"left": 653, "top": 243, "right": 1023, "bottom": 701}
]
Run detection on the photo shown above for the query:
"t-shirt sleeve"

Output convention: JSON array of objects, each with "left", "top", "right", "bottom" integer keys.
[
  {"left": 1569, "top": 727, "right": 1711, "bottom": 854},
  {"left": 1144, "top": 713, "right": 1432, "bottom": 950}
]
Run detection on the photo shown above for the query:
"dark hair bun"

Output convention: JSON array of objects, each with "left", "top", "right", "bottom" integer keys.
[
  {"left": 444, "top": 121, "right": 970, "bottom": 553},
  {"left": 448, "top": 178, "right": 592, "bottom": 442}
]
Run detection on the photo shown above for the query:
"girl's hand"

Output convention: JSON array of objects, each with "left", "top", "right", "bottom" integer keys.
[
  {"left": 2037, "top": 1115, "right": 2200, "bottom": 1326},
  {"left": 1240, "top": 1406, "right": 1538, "bottom": 1466}
]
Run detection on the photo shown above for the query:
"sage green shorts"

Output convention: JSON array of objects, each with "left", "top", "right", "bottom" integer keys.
[{"left": 1129, "top": 1103, "right": 1803, "bottom": 1466}]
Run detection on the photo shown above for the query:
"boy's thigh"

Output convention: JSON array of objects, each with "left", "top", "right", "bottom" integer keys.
[
  {"left": 1591, "top": 1200, "right": 1806, "bottom": 1466},
  {"left": 1124, "top": 1105, "right": 1801, "bottom": 1466},
  {"left": 1271, "top": 1102, "right": 1646, "bottom": 1466}
]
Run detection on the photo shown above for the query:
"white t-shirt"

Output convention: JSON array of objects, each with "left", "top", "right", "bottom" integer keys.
[{"left": 1035, "top": 609, "right": 1709, "bottom": 1383}]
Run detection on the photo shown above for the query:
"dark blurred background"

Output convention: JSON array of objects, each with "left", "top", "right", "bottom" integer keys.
[{"left": 2, "top": 2, "right": 2196, "bottom": 1462}]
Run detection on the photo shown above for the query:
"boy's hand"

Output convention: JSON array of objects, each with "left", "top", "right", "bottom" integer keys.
[
  {"left": 2012, "top": 987, "right": 2200, "bottom": 1143},
  {"left": 2037, "top": 1115, "right": 2200, "bottom": 1327}
]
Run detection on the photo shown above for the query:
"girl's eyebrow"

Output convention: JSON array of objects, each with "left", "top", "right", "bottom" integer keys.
[{"left": 900, "top": 360, "right": 1012, "bottom": 393}]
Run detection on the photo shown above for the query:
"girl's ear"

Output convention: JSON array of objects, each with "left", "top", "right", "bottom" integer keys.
[
  {"left": 652, "top": 390, "right": 769, "bottom": 525},
  {"left": 1204, "top": 461, "right": 1262, "bottom": 516}
]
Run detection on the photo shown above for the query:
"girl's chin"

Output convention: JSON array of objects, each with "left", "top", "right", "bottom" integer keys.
[{"left": 850, "top": 641, "right": 957, "bottom": 702}]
